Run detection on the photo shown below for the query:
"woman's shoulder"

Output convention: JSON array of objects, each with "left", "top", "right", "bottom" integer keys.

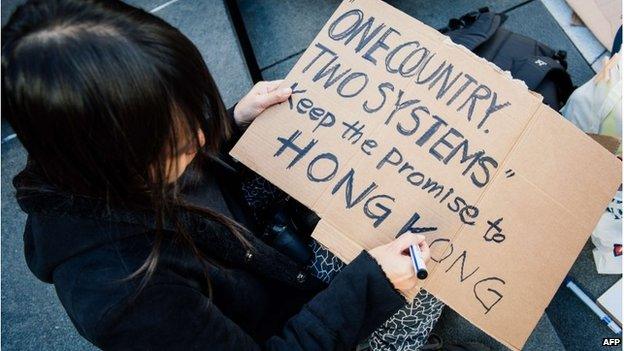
[{"left": 52, "top": 234, "right": 206, "bottom": 345}]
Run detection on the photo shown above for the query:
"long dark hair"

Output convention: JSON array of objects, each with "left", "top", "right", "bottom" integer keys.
[{"left": 2, "top": 0, "right": 250, "bottom": 291}]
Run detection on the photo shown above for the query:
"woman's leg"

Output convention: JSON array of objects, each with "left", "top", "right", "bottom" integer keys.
[
  {"left": 309, "top": 239, "right": 346, "bottom": 283},
  {"left": 368, "top": 290, "right": 445, "bottom": 350},
  {"left": 242, "top": 174, "right": 446, "bottom": 350},
  {"left": 308, "top": 240, "right": 445, "bottom": 351},
  {"left": 240, "top": 175, "right": 288, "bottom": 223}
]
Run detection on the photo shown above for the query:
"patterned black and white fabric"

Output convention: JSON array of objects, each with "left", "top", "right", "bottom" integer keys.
[
  {"left": 309, "top": 240, "right": 444, "bottom": 350},
  {"left": 242, "top": 174, "right": 445, "bottom": 350},
  {"left": 240, "top": 174, "right": 288, "bottom": 223}
]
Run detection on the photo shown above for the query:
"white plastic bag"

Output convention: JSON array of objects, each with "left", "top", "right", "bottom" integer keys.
[
  {"left": 560, "top": 53, "right": 621, "bottom": 155},
  {"left": 591, "top": 191, "right": 622, "bottom": 274}
]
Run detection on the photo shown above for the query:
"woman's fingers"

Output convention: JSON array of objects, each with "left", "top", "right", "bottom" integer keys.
[
  {"left": 264, "top": 79, "right": 284, "bottom": 93},
  {"left": 369, "top": 234, "right": 427, "bottom": 294},
  {"left": 394, "top": 233, "right": 426, "bottom": 250},
  {"left": 418, "top": 239, "right": 431, "bottom": 261},
  {"left": 252, "top": 80, "right": 290, "bottom": 109},
  {"left": 233, "top": 80, "right": 289, "bottom": 126},
  {"left": 394, "top": 233, "right": 430, "bottom": 261},
  {"left": 257, "top": 86, "right": 291, "bottom": 109},
  {"left": 254, "top": 80, "right": 284, "bottom": 94}
]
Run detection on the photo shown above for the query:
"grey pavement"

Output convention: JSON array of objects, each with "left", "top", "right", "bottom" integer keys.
[
  {"left": 1, "top": 0, "right": 620, "bottom": 350},
  {"left": 2, "top": 142, "right": 94, "bottom": 350}
]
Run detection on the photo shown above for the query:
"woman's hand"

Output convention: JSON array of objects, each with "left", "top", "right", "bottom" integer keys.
[
  {"left": 233, "top": 80, "right": 292, "bottom": 127},
  {"left": 368, "top": 234, "right": 431, "bottom": 294}
]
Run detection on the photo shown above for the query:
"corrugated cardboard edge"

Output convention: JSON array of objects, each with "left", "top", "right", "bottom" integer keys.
[
  {"left": 566, "top": 0, "right": 622, "bottom": 48},
  {"left": 312, "top": 219, "right": 362, "bottom": 263},
  {"left": 588, "top": 133, "right": 621, "bottom": 154},
  {"left": 442, "top": 37, "right": 528, "bottom": 90}
]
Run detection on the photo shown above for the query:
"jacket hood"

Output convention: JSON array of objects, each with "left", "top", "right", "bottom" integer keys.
[{"left": 14, "top": 167, "right": 156, "bottom": 283}]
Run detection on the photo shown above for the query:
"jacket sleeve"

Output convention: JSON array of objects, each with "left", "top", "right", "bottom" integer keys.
[
  {"left": 97, "top": 251, "right": 405, "bottom": 351},
  {"left": 216, "top": 106, "right": 250, "bottom": 172},
  {"left": 220, "top": 105, "right": 244, "bottom": 155}
]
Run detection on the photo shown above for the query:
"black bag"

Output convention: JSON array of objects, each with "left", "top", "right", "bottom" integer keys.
[{"left": 440, "top": 8, "right": 574, "bottom": 110}]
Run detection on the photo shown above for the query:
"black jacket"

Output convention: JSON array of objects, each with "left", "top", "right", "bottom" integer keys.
[{"left": 14, "top": 113, "right": 405, "bottom": 351}]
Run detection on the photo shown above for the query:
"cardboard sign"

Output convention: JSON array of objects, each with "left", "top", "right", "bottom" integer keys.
[
  {"left": 566, "top": 0, "right": 622, "bottom": 49},
  {"left": 230, "top": 0, "right": 622, "bottom": 349}
]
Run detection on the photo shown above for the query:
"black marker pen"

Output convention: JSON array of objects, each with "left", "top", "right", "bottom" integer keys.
[{"left": 409, "top": 244, "right": 428, "bottom": 279}]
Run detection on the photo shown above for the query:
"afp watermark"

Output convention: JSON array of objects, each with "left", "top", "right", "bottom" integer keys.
[{"left": 602, "top": 338, "right": 621, "bottom": 347}]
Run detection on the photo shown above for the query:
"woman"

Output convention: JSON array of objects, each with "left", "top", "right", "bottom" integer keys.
[{"left": 2, "top": 0, "right": 437, "bottom": 349}]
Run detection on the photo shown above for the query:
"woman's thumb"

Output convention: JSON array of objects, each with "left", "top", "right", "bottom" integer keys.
[
  {"left": 258, "top": 87, "right": 291, "bottom": 108},
  {"left": 394, "top": 233, "right": 426, "bottom": 251}
]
